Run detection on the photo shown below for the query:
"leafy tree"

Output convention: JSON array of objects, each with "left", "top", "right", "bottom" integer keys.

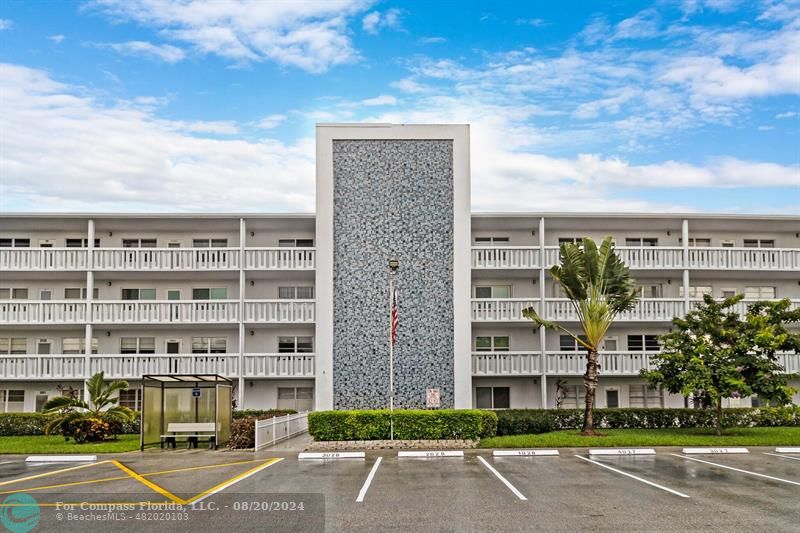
[
  {"left": 642, "top": 294, "right": 799, "bottom": 435},
  {"left": 523, "top": 236, "right": 638, "bottom": 435},
  {"left": 43, "top": 371, "right": 134, "bottom": 442}
]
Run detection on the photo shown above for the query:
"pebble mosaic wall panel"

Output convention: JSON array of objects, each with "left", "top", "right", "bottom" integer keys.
[{"left": 332, "top": 139, "right": 454, "bottom": 409}]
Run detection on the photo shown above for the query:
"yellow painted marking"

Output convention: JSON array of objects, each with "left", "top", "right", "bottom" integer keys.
[
  {"left": 0, "top": 460, "right": 110, "bottom": 488},
  {"left": 112, "top": 460, "right": 186, "bottom": 504},
  {"left": 185, "top": 458, "right": 283, "bottom": 504}
]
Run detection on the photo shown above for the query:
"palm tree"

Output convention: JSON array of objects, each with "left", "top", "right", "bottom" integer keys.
[
  {"left": 524, "top": 237, "right": 638, "bottom": 435},
  {"left": 43, "top": 371, "right": 134, "bottom": 440}
]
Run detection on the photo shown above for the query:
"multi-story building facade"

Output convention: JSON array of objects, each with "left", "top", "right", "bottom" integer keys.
[{"left": 1, "top": 124, "right": 799, "bottom": 413}]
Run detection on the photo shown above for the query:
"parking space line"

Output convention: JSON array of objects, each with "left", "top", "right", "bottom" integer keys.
[
  {"left": 112, "top": 460, "right": 185, "bottom": 504},
  {"left": 187, "top": 457, "right": 283, "bottom": 505},
  {"left": 671, "top": 454, "right": 800, "bottom": 486},
  {"left": 0, "top": 460, "right": 110, "bottom": 488},
  {"left": 763, "top": 452, "right": 800, "bottom": 463},
  {"left": 356, "top": 457, "right": 382, "bottom": 503},
  {"left": 0, "top": 461, "right": 16, "bottom": 466},
  {"left": 477, "top": 456, "right": 527, "bottom": 501},
  {"left": 575, "top": 455, "right": 690, "bottom": 498}
]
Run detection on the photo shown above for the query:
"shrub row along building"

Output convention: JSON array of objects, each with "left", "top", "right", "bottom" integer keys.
[{"left": 1, "top": 124, "right": 799, "bottom": 413}]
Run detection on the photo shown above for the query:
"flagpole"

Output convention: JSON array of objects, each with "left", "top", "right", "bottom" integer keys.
[{"left": 388, "top": 258, "right": 398, "bottom": 441}]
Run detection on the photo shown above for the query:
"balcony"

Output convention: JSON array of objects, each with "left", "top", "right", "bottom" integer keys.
[
  {"left": 471, "top": 247, "right": 539, "bottom": 269},
  {"left": 545, "top": 298, "right": 686, "bottom": 322},
  {"left": 244, "top": 300, "right": 315, "bottom": 323},
  {"left": 92, "top": 301, "right": 240, "bottom": 324},
  {"left": 545, "top": 246, "right": 684, "bottom": 270},
  {"left": 687, "top": 247, "right": 800, "bottom": 271},
  {"left": 0, "top": 301, "right": 87, "bottom": 324},
  {"left": 0, "top": 353, "right": 315, "bottom": 380},
  {"left": 0, "top": 248, "right": 87, "bottom": 271},
  {"left": 545, "top": 351, "right": 660, "bottom": 376},
  {"left": 245, "top": 248, "right": 315, "bottom": 270},
  {"left": 472, "top": 351, "right": 542, "bottom": 376},
  {"left": 471, "top": 299, "right": 538, "bottom": 322},
  {"left": 93, "top": 248, "right": 240, "bottom": 270}
]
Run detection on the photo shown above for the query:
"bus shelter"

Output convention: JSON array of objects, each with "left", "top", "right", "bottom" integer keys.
[{"left": 140, "top": 374, "right": 232, "bottom": 450}]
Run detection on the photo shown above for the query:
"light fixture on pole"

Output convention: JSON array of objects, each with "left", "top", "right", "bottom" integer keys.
[{"left": 388, "top": 257, "right": 399, "bottom": 440}]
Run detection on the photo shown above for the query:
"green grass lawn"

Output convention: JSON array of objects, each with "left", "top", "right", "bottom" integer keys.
[
  {"left": 0, "top": 434, "right": 140, "bottom": 454},
  {"left": 480, "top": 427, "right": 800, "bottom": 448}
]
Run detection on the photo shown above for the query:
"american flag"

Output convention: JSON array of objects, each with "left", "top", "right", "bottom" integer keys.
[{"left": 391, "top": 288, "right": 399, "bottom": 345}]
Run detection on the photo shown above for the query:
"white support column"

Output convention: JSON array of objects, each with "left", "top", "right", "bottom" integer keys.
[
  {"left": 538, "top": 216, "right": 547, "bottom": 408},
  {"left": 238, "top": 218, "right": 246, "bottom": 410},
  {"left": 682, "top": 219, "right": 690, "bottom": 315},
  {"left": 85, "top": 219, "right": 94, "bottom": 398}
]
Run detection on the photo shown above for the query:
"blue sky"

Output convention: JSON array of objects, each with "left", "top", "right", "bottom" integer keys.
[{"left": 0, "top": 0, "right": 798, "bottom": 213}]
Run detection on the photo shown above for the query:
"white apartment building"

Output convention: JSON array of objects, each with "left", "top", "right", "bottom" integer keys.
[{"left": 1, "top": 124, "right": 799, "bottom": 413}]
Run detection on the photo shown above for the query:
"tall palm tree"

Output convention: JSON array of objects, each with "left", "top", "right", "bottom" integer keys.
[
  {"left": 524, "top": 236, "right": 638, "bottom": 435},
  {"left": 43, "top": 371, "right": 134, "bottom": 439}
]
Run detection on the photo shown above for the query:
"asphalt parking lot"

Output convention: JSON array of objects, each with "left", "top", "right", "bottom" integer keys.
[{"left": 0, "top": 448, "right": 798, "bottom": 532}]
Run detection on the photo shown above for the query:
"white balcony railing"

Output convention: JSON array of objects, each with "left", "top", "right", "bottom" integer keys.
[
  {"left": 0, "top": 301, "right": 87, "bottom": 324},
  {"left": 92, "top": 301, "right": 240, "bottom": 324},
  {"left": 471, "top": 247, "right": 540, "bottom": 269},
  {"left": 93, "top": 248, "right": 240, "bottom": 270},
  {"left": 545, "top": 246, "right": 684, "bottom": 269},
  {"left": 0, "top": 353, "right": 316, "bottom": 380},
  {"left": 242, "top": 353, "right": 315, "bottom": 378},
  {"left": 471, "top": 299, "right": 538, "bottom": 322},
  {"left": 244, "top": 300, "right": 315, "bottom": 323},
  {"left": 0, "top": 248, "right": 88, "bottom": 271},
  {"left": 471, "top": 351, "right": 542, "bottom": 376},
  {"left": 545, "top": 351, "right": 660, "bottom": 375},
  {"left": 688, "top": 247, "right": 800, "bottom": 271},
  {"left": 703, "top": 298, "right": 800, "bottom": 317},
  {"left": 544, "top": 298, "right": 685, "bottom": 322},
  {"left": 245, "top": 248, "right": 315, "bottom": 270}
]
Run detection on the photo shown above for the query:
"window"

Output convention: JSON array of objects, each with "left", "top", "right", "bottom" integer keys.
[
  {"left": 637, "top": 284, "right": 662, "bottom": 298},
  {"left": 629, "top": 385, "right": 663, "bottom": 408},
  {"left": 0, "top": 238, "right": 30, "bottom": 247},
  {"left": 65, "top": 238, "right": 100, "bottom": 248},
  {"left": 558, "top": 237, "right": 580, "bottom": 245},
  {"left": 167, "top": 241, "right": 181, "bottom": 249},
  {"left": 559, "top": 335, "right": 587, "bottom": 351},
  {"left": 1, "top": 390, "right": 25, "bottom": 412},
  {"left": 603, "top": 337, "right": 618, "bottom": 351},
  {"left": 38, "top": 239, "right": 55, "bottom": 248},
  {"left": 122, "top": 238, "right": 157, "bottom": 248},
  {"left": 64, "top": 288, "right": 99, "bottom": 299},
  {"left": 192, "top": 288, "right": 228, "bottom": 300},
  {"left": 720, "top": 240, "right": 735, "bottom": 248},
  {"left": 62, "top": 338, "right": 98, "bottom": 354},
  {"left": 605, "top": 389, "right": 619, "bottom": 408},
  {"left": 192, "top": 238, "right": 228, "bottom": 248},
  {"left": 277, "top": 387, "right": 313, "bottom": 410},
  {"left": 625, "top": 237, "right": 658, "bottom": 247},
  {"left": 474, "top": 236, "right": 510, "bottom": 245},
  {"left": 473, "top": 286, "right": 511, "bottom": 298},
  {"left": 720, "top": 288, "right": 737, "bottom": 299},
  {"left": 121, "top": 288, "right": 156, "bottom": 300},
  {"left": 167, "top": 290, "right": 181, "bottom": 300},
  {"left": 0, "top": 338, "right": 27, "bottom": 354},
  {"left": 743, "top": 239, "right": 775, "bottom": 248},
  {"left": 192, "top": 337, "right": 227, "bottom": 354},
  {"left": 278, "top": 286, "right": 314, "bottom": 299},
  {"left": 119, "top": 390, "right": 141, "bottom": 411},
  {"left": 744, "top": 286, "right": 776, "bottom": 299},
  {"left": 679, "top": 286, "right": 713, "bottom": 298},
  {"left": 475, "top": 336, "right": 509, "bottom": 352},
  {"left": 628, "top": 334, "right": 660, "bottom": 351},
  {"left": 278, "top": 336, "right": 313, "bottom": 353},
  {"left": 475, "top": 387, "right": 510, "bottom": 409},
  {"left": 559, "top": 385, "right": 585, "bottom": 409},
  {"left": 120, "top": 337, "right": 155, "bottom": 354},
  {"left": 0, "top": 288, "right": 28, "bottom": 299},
  {"left": 40, "top": 290, "right": 52, "bottom": 301},
  {"left": 278, "top": 238, "right": 314, "bottom": 247},
  {"left": 679, "top": 238, "right": 711, "bottom": 247}
]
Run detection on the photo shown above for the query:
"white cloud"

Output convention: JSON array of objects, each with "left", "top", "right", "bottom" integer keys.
[
  {"left": 776, "top": 111, "right": 798, "bottom": 118},
  {"left": 107, "top": 41, "right": 186, "bottom": 63},
  {"left": 758, "top": 125, "right": 775, "bottom": 130},
  {"left": 48, "top": 34, "right": 65, "bottom": 44},
  {"left": 255, "top": 114, "right": 287, "bottom": 129},
  {"left": 0, "top": 19, "right": 11, "bottom": 31},
  {"left": 573, "top": 88, "right": 638, "bottom": 119},
  {"left": 89, "top": 0, "right": 373, "bottom": 73},
  {"left": 361, "top": 94, "right": 398, "bottom": 106},
  {"left": 612, "top": 9, "right": 661, "bottom": 41},
  {"left": 362, "top": 8, "right": 402, "bottom": 35},
  {"left": 515, "top": 18, "right": 546, "bottom": 27},
  {"left": 419, "top": 36, "right": 446, "bottom": 44},
  {"left": 390, "top": 77, "right": 428, "bottom": 93}
]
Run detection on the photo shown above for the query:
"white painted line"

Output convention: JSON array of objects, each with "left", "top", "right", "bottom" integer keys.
[
  {"left": 764, "top": 453, "right": 800, "bottom": 462},
  {"left": 776, "top": 447, "right": 800, "bottom": 454},
  {"left": 682, "top": 447, "right": 749, "bottom": 455},
  {"left": 672, "top": 454, "right": 800, "bottom": 487},
  {"left": 0, "top": 460, "right": 110, "bottom": 488},
  {"left": 355, "top": 457, "right": 382, "bottom": 503},
  {"left": 575, "top": 455, "right": 690, "bottom": 498},
  {"left": 190, "top": 458, "right": 283, "bottom": 505},
  {"left": 0, "top": 461, "right": 17, "bottom": 466},
  {"left": 398, "top": 450, "right": 464, "bottom": 458},
  {"left": 25, "top": 455, "right": 97, "bottom": 463},
  {"left": 589, "top": 448, "right": 656, "bottom": 456},
  {"left": 298, "top": 451, "right": 366, "bottom": 460},
  {"left": 477, "top": 456, "right": 527, "bottom": 501},
  {"left": 493, "top": 449, "right": 559, "bottom": 457}
]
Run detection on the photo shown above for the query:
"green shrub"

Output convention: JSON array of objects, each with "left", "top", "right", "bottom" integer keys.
[
  {"left": 308, "top": 409, "right": 490, "bottom": 441},
  {"left": 0, "top": 412, "right": 141, "bottom": 437},
  {"left": 233, "top": 409, "right": 297, "bottom": 420},
  {"left": 479, "top": 410, "right": 498, "bottom": 438}
]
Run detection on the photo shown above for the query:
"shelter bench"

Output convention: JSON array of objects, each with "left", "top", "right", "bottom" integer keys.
[{"left": 161, "top": 422, "right": 217, "bottom": 449}]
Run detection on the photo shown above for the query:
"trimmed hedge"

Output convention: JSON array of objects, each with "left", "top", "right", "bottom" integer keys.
[
  {"left": 0, "top": 412, "right": 140, "bottom": 437},
  {"left": 233, "top": 409, "right": 297, "bottom": 420},
  {"left": 495, "top": 406, "right": 800, "bottom": 436},
  {"left": 308, "top": 409, "right": 497, "bottom": 441}
]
